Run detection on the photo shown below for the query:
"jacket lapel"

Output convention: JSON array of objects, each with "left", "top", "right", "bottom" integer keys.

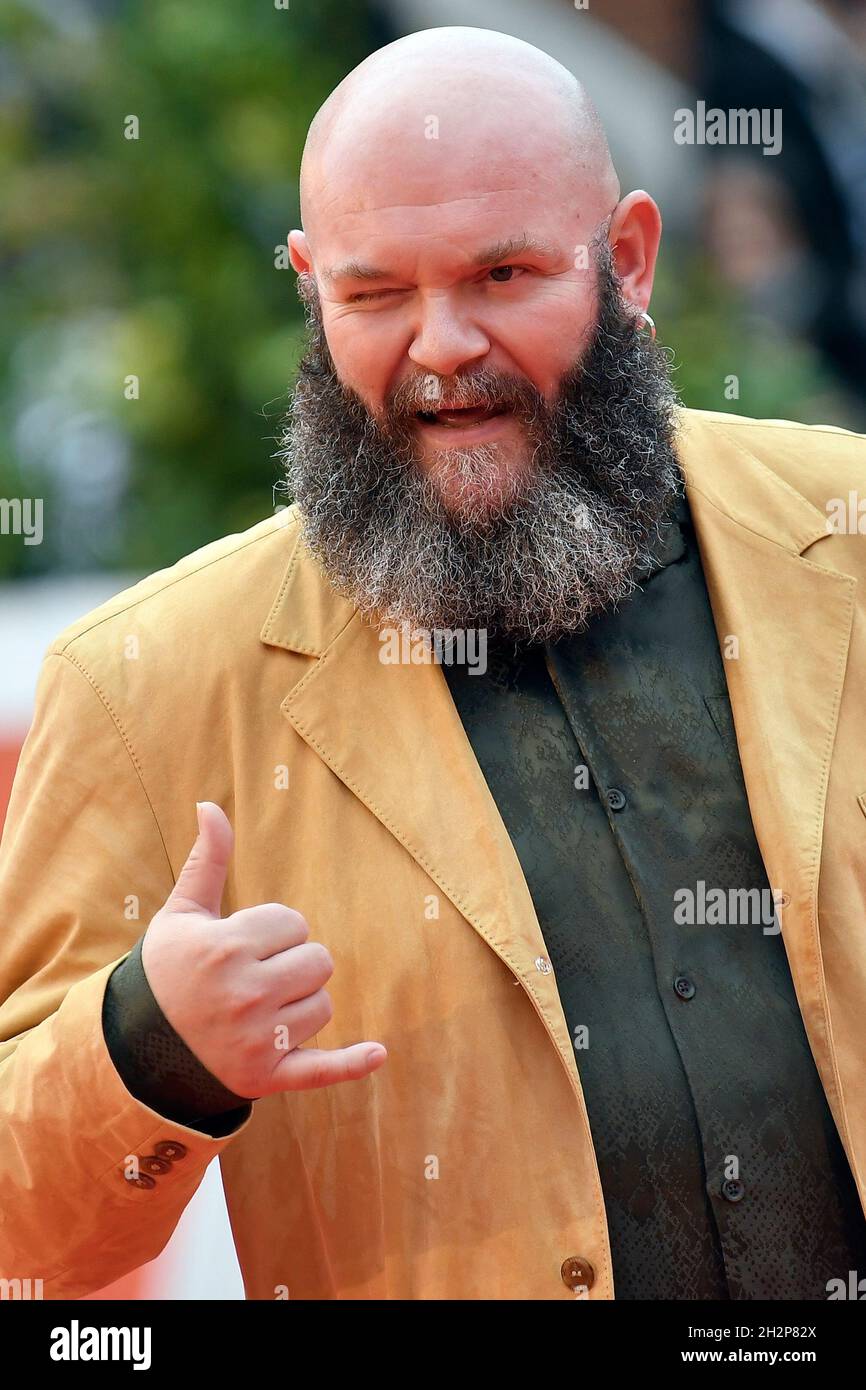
[
  {"left": 283, "top": 610, "right": 571, "bottom": 1006},
  {"left": 678, "top": 413, "right": 856, "bottom": 1115},
  {"left": 262, "top": 524, "right": 579, "bottom": 1072}
]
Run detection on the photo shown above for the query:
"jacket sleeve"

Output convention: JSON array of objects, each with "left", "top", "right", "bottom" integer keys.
[{"left": 0, "top": 648, "right": 253, "bottom": 1299}]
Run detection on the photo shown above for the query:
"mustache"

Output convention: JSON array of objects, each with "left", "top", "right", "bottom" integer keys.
[{"left": 382, "top": 366, "right": 547, "bottom": 428}]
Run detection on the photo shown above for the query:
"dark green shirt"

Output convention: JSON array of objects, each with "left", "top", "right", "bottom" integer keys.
[{"left": 442, "top": 491, "right": 866, "bottom": 1299}]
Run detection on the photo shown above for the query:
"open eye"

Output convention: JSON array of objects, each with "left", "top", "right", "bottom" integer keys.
[{"left": 487, "top": 265, "right": 525, "bottom": 284}]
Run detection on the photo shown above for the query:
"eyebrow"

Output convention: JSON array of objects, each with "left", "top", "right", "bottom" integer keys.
[{"left": 322, "top": 233, "right": 561, "bottom": 286}]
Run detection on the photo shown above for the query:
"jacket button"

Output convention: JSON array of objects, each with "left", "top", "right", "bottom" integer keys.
[
  {"left": 123, "top": 1171, "right": 156, "bottom": 1190},
  {"left": 674, "top": 975, "right": 696, "bottom": 1000},
  {"left": 721, "top": 1178, "right": 746, "bottom": 1203},
  {"left": 154, "top": 1140, "right": 188, "bottom": 1161},
  {"left": 561, "top": 1256, "right": 595, "bottom": 1291},
  {"left": 606, "top": 788, "right": 627, "bottom": 812},
  {"left": 140, "top": 1155, "right": 173, "bottom": 1176}
]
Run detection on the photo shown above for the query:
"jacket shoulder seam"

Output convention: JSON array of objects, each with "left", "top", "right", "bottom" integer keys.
[
  {"left": 697, "top": 415, "right": 866, "bottom": 444},
  {"left": 49, "top": 515, "right": 301, "bottom": 657},
  {"left": 48, "top": 651, "right": 174, "bottom": 884}
]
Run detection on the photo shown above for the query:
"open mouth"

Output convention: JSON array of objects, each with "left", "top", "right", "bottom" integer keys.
[{"left": 415, "top": 404, "right": 508, "bottom": 428}]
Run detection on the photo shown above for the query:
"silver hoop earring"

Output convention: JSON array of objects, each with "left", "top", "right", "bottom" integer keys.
[{"left": 636, "top": 310, "right": 656, "bottom": 341}]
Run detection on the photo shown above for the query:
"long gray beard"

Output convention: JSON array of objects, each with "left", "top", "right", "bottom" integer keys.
[{"left": 278, "top": 247, "right": 683, "bottom": 645}]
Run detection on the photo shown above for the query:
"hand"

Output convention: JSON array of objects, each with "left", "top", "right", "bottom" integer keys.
[{"left": 140, "top": 802, "right": 387, "bottom": 1098}]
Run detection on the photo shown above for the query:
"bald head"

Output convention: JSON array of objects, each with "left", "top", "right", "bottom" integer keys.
[{"left": 299, "top": 26, "right": 619, "bottom": 244}]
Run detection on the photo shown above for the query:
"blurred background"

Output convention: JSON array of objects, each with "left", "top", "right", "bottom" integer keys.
[{"left": 2, "top": 0, "right": 866, "bottom": 1298}]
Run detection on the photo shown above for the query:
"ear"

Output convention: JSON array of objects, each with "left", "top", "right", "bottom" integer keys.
[
  {"left": 288, "top": 229, "right": 313, "bottom": 276},
  {"left": 606, "top": 191, "right": 662, "bottom": 314}
]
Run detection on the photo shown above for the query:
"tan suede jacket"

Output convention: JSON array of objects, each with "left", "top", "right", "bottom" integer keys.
[{"left": 1, "top": 407, "right": 865, "bottom": 1299}]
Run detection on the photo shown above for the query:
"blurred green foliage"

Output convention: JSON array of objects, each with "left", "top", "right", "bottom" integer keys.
[
  {"left": 654, "top": 256, "right": 860, "bottom": 436},
  {"left": 0, "top": 0, "right": 386, "bottom": 577},
  {"left": 1, "top": 1, "right": 859, "bottom": 580}
]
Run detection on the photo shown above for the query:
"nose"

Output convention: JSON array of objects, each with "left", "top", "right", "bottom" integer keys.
[{"left": 407, "top": 294, "right": 490, "bottom": 377}]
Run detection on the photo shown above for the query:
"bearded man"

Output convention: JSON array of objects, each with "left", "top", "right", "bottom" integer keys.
[{"left": 2, "top": 26, "right": 866, "bottom": 1302}]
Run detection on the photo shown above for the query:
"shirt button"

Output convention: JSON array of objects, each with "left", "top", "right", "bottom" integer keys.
[
  {"left": 123, "top": 1171, "right": 156, "bottom": 1191},
  {"left": 674, "top": 975, "right": 696, "bottom": 1000},
  {"left": 139, "top": 1154, "right": 173, "bottom": 1177},
  {"left": 154, "top": 1140, "right": 188, "bottom": 1161},
  {"left": 606, "top": 788, "right": 627, "bottom": 812},
  {"left": 535, "top": 956, "right": 553, "bottom": 974},
  {"left": 561, "top": 1256, "right": 595, "bottom": 1291},
  {"left": 721, "top": 1178, "right": 746, "bottom": 1203}
]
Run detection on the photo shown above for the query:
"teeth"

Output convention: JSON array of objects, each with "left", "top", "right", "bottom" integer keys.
[{"left": 415, "top": 405, "right": 505, "bottom": 426}]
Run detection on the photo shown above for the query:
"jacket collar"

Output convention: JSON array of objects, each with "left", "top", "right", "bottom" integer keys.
[
  {"left": 260, "top": 512, "right": 355, "bottom": 659},
  {"left": 675, "top": 408, "right": 833, "bottom": 555}
]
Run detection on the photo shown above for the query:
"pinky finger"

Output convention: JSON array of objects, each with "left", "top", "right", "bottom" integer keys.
[{"left": 270, "top": 1041, "right": 388, "bottom": 1093}]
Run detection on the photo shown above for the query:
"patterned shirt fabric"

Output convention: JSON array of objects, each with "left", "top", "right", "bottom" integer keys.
[{"left": 443, "top": 489, "right": 866, "bottom": 1300}]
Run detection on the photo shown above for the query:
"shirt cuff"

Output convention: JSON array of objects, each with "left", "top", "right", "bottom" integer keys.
[{"left": 101, "top": 935, "right": 253, "bottom": 1135}]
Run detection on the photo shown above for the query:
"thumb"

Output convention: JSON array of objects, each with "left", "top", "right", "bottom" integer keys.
[{"left": 166, "top": 801, "right": 234, "bottom": 917}]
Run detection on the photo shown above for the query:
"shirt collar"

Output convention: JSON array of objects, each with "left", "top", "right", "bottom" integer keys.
[
  {"left": 635, "top": 488, "right": 689, "bottom": 583},
  {"left": 453, "top": 490, "right": 691, "bottom": 689}
]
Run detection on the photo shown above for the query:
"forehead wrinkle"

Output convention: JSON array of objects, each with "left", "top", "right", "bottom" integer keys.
[
  {"left": 311, "top": 191, "right": 545, "bottom": 274},
  {"left": 325, "top": 191, "right": 544, "bottom": 224}
]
